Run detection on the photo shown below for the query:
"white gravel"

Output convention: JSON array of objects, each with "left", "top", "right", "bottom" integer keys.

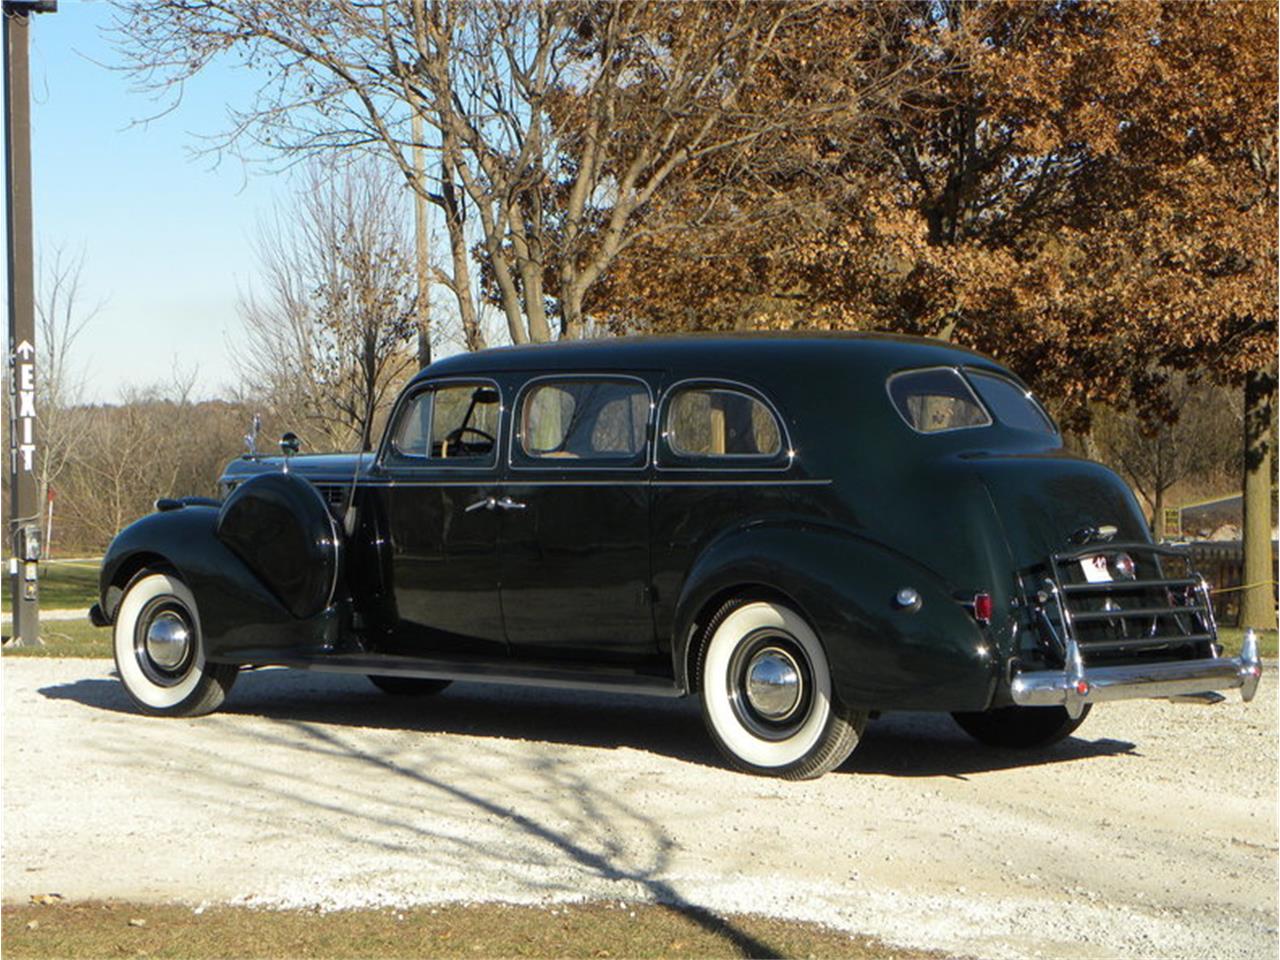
[{"left": 3, "top": 658, "right": 1276, "bottom": 958}]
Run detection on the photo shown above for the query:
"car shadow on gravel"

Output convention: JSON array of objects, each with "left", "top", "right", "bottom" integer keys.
[
  {"left": 846, "top": 715, "right": 1138, "bottom": 778},
  {"left": 40, "top": 668, "right": 1136, "bottom": 778}
]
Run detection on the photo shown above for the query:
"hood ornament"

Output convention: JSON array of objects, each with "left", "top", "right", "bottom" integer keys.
[{"left": 243, "top": 413, "right": 262, "bottom": 458}]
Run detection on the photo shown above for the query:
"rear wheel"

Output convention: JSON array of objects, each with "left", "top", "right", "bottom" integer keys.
[
  {"left": 367, "top": 675, "right": 452, "bottom": 697},
  {"left": 113, "top": 572, "right": 238, "bottom": 717},
  {"left": 951, "top": 704, "right": 1091, "bottom": 749},
  {"left": 696, "top": 600, "right": 866, "bottom": 780}
]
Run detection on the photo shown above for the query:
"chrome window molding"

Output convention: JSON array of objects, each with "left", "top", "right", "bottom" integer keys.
[
  {"left": 507, "top": 373, "right": 654, "bottom": 473},
  {"left": 655, "top": 377, "right": 795, "bottom": 472},
  {"left": 378, "top": 376, "right": 505, "bottom": 471},
  {"left": 961, "top": 366, "right": 1061, "bottom": 437},
  {"left": 885, "top": 366, "right": 994, "bottom": 436}
]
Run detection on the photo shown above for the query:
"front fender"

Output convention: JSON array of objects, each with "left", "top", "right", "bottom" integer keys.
[
  {"left": 98, "top": 507, "right": 340, "bottom": 662},
  {"left": 672, "top": 522, "right": 1000, "bottom": 711}
]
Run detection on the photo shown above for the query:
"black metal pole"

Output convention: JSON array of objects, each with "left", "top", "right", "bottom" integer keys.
[{"left": 5, "top": 1, "right": 55, "bottom": 646}]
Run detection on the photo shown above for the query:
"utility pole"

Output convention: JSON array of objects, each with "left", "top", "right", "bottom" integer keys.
[{"left": 4, "top": 0, "right": 56, "bottom": 646}]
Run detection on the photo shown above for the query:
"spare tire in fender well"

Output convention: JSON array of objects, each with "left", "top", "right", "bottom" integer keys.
[{"left": 215, "top": 472, "right": 342, "bottom": 619}]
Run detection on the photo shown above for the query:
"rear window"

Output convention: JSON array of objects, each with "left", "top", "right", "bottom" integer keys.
[
  {"left": 887, "top": 369, "right": 991, "bottom": 434},
  {"left": 967, "top": 371, "right": 1057, "bottom": 435},
  {"left": 666, "top": 386, "right": 782, "bottom": 458}
]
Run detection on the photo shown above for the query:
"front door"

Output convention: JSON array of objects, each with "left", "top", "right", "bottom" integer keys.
[
  {"left": 380, "top": 379, "right": 506, "bottom": 656},
  {"left": 500, "top": 375, "right": 656, "bottom": 661}
]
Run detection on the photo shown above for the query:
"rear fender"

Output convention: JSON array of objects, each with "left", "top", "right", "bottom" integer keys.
[
  {"left": 98, "top": 507, "right": 340, "bottom": 662},
  {"left": 672, "top": 522, "right": 999, "bottom": 711}
]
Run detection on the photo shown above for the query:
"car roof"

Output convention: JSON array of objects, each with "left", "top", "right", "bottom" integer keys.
[{"left": 413, "top": 331, "right": 1008, "bottom": 385}]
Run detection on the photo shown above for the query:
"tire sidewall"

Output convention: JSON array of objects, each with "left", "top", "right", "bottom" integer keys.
[
  {"left": 113, "top": 573, "right": 208, "bottom": 712},
  {"left": 700, "top": 601, "right": 833, "bottom": 771}
]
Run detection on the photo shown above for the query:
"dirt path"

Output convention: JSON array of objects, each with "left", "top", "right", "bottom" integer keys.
[{"left": 4, "top": 659, "right": 1276, "bottom": 959}]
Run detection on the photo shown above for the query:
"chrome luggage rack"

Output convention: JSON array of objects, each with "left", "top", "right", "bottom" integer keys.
[
  {"left": 1034, "top": 541, "right": 1218, "bottom": 662},
  {"left": 1015, "top": 541, "right": 1262, "bottom": 717}
]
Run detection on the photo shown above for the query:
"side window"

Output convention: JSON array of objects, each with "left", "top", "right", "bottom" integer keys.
[
  {"left": 665, "top": 385, "right": 783, "bottom": 459},
  {"left": 966, "top": 371, "right": 1057, "bottom": 435},
  {"left": 516, "top": 379, "right": 649, "bottom": 465},
  {"left": 887, "top": 369, "right": 991, "bottom": 434},
  {"left": 389, "top": 382, "right": 500, "bottom": 464}
]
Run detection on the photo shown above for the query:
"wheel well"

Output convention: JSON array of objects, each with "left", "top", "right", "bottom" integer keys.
[
  {"left": 682, "top": 582, "right": 806, "bottom": 694},
  {"left": 104, "top": 552, "right": 179, "bottom": 621}
]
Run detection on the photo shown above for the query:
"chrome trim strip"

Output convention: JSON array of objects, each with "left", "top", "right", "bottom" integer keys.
[
  {"left": 295, "top": 478, "right": 833, "bottom": 489},
  {"left": 653, "top": 478, "right": 833, "bottom": 487},
  {"left": 654, "top": 376, "right": 795, "bottom": 472}
]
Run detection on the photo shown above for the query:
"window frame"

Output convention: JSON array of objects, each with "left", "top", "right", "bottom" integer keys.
[
  {"left": 885, "top": 366, "right": 994, "bottom": 436},
  {"left": 962, "top": 367, "right": 1060, "bottom": 437},
  {"left": 508, "top": 373, "right": 654, "bottom": 472},
  {"left": 379, "top": 376, "right": 505, "bottom": 469},
  {"left": 656, "top": 378, "right": 793, "bottom": 471}
]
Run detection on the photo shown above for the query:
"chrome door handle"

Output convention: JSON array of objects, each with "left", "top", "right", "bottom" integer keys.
[
  {"left": 465, "top": 497, "right": 496, "bottom": 513},
  {"left": 495, "top": 496, "right": 526, "bottom": 511}
]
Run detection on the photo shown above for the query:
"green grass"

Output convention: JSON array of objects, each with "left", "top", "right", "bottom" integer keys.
[
  {"left": 1, "top": 560, "right": 99, "bottom": 611},
  {"left": 1218, "top": 627, "right": 1277, "bottom": 659},
  {"left": 1, "top": 901, "right": 949, "bottom": 960},
  {"left": 1, "top": 619, "right": 109, "bottom": 657}
]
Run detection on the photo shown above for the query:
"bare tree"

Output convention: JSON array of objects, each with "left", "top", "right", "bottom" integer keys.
[
  {"left": 34, "top": 244, "right": 103, "bottom": 552},
  {"left": 1095, "top": 376, "right": 1244, "bottom": 540},
  {"left": 112, "top": 1, "right": 915, "bottom": 346},
  {"left": 234, "top": 161, "right": 418, "bottom": 452}
]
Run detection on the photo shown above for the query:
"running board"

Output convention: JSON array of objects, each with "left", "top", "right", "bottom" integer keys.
[{"left": 225, "top": 650, "right": 686, "bottom": 698}]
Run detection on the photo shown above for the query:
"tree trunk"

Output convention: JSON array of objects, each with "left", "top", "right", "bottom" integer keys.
[
  {"left": 411, "top": 109, "right": 432, "bottom": 369},
  {"left": 1152, "top": 484, "right": 1165, "bottom": 542},
  {"left": 1241, "top": 368, "right": 1277, "bottom": 631}
]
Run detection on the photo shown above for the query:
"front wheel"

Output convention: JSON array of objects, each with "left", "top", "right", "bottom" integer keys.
[
  {"left": 951, "top": 704, "right": 1091, "bottom": 749},
  {"left": 113, "top": 572, "right": 238, "bottom": 717},
  {"left": 697, "top": 600, "right": 866, "bottom": 780}
]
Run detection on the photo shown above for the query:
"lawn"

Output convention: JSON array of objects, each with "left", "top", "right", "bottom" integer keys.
[
  {"left": 2, "top": 901, "right": 946, "bottom": 960},
  {"left": 1, "top": 561, "right": 99, "bottom": 612}
]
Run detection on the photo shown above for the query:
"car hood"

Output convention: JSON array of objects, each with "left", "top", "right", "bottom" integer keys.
[{"left": 221, "top": 452, "right": 375, "bottom": 485}]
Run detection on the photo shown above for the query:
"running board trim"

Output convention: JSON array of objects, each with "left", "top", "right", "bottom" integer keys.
[{"left": 219, "top": 651, "right": 686, "bottom": 698}]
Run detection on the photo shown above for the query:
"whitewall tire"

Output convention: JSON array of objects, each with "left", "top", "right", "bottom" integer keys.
[
  {"left": 112, "top": 572, "right": 238, "bottom": 716},
  {"left": 697, "top": 600, "right": 866, "bottom": 780}
]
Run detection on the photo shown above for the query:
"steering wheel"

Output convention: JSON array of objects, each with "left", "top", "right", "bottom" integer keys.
[{"left": 443, "top": 426, "right": 495, "bottom": 457}]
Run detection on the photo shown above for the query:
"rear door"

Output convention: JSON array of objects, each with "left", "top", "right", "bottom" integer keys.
[{"left": 499, "top": 374, "right": 657, "bottom": 661}]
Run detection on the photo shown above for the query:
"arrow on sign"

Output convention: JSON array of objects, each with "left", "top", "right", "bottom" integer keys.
[{"left": 15, "top": 340, "right": 34, "bottom": 359}]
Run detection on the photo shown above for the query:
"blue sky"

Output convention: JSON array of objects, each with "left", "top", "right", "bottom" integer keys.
[{"left": 4, "top": 0, "right": 302, "bottom": 401}]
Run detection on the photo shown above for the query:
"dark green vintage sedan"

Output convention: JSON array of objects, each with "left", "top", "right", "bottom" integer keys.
[{"left": 91, "top": 334, "right": 1262, "bottom": 779}]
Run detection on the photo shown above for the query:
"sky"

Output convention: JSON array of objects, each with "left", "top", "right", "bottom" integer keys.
[{"left": 2, "top": 0, "right": 314, "bottom": 401}]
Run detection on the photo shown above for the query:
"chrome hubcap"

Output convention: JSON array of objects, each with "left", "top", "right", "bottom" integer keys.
[
  {"left": 145, "top": 611, "right": 191, "bottom": 670},
  {"left": 744, "top": 647, "right": 803, "bottom": 722}
]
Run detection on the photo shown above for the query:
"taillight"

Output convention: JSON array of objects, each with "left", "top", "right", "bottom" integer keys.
[{"left": 973, "top": 592, "right": 993, "bottom": 624}]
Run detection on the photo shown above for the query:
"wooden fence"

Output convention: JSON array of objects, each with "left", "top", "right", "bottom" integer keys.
[{"left": 1183, "top": 540, "right": 1279, "bottom": 628}]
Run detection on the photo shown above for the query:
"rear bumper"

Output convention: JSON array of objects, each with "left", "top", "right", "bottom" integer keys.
[{"left": 1011, "top": 630, "right": 1263, "bottom": 717}]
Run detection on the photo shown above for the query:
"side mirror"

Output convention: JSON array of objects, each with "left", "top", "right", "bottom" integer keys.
[{"left": 280, "top": 432, "right": 300, "bottom": 456}]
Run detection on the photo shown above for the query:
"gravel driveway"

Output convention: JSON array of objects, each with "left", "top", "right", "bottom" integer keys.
[{"left": 4, "top": 658, "right": 1276, "bottom": 959}]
